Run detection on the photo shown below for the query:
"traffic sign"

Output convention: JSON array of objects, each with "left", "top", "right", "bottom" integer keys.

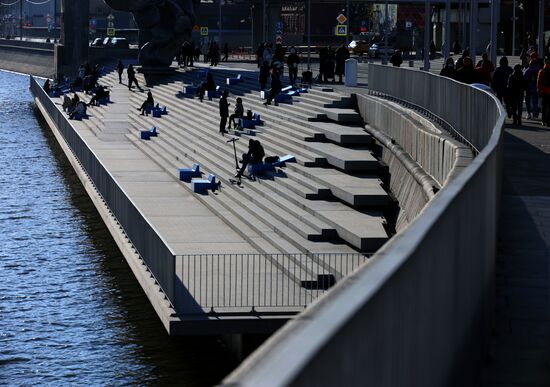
[
  {"left": 200, "top": 26, "right": 208, "bottom": 36},
  {"left": 335, "top": 25, "right": 347, "bottom": 36},
  {"left": 337, "top": 13, "right": 347, "bottom": 25},
  {"left": 276, "top": 21, "right": 283, "bottom": 30},
  {"left": 405, "top": 21, "right": 412, "bottom": 29},
  {"left": 275, "top": 35, "right": 283, "bottom": 44},
  {"left": 107, "top": 28, "right": 115, "bottom": 37},
  {"left": 193, "top": 24, "right": 200, "bottom": 32}
]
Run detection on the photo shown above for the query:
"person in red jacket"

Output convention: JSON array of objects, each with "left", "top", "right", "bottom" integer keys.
[{"left": 536, "top": 55, "right": 550, "bottom": 126}]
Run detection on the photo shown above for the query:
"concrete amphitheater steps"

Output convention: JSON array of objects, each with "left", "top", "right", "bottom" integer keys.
[
  {"left": 128, "top": 130, "right": 359, "bottom": 259},
  {"left": 100, "top": 68, "right": 389, "bottom": 251},
  {"left": 146, "top": 82, "right": 387, "bottom": 203},
  {"left": 150, "top": 83, "right": 378, "bottom": 174},
  {"left": 127, "top": 113, "right": 339, "bottom": 242},
  {"left": 102, "top": 69, "right": 390, "bottom": 210},
  {"left": 128, "top": 111, "right": 388, "bottom": 252}
]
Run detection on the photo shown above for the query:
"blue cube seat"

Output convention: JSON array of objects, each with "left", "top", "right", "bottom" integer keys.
[
  {"left": 98, "top": 96, "right": 110, "bottom": 105},
  {"left": 152, "top": 108, "right": 162, "bottom": 118},
  {"left": 274, "top": 93, "right": 292, "bottom": 103},
  {"left": 282, "top": 85, "right": 293, "bottom": 93},
  {"left": 191, "top": 174, "right": 218, "bottom": 193},
  {"left": 178, "top": 163, "right": 201, "bottom": 181},
  {"left": 206, "top": 85, "right": 221, "bottom": 100},
  {"left": 226, "top": 74, "right": 243, "bottom": 85},
  {"left": 140, "top": 126, "right": 157, "bottom": 140},
  {"left": 239, "top": 118, "right": 255, "bottom": 129},
  {"left": 155, "top": 104, "right": 168, "bottom": 115},
  {"left": 182, "top": 85, "right": 198, "bottom": 96},
  {"left": 248, "top": 155, "right": 296, "bottom": 177}
]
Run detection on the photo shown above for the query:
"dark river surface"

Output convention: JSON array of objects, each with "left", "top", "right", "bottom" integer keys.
[{"left": 0, "top": 70, "right": 237, "bottom": 386}]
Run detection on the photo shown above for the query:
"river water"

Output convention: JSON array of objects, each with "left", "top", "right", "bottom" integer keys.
[{"left": 0, "top": 71, "right": 236, "bottom": 386}]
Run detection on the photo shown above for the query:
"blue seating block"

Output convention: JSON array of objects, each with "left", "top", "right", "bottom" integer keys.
[
  {"left": 155, "top": 104, "right": 168, "bottom": 115},
  {"left": 282, "top": 85, "right": 293, "bottom": 93},
  {"left": 178, "top": 163, "right": 201, "bottom": 181},
  {"left": 274, "top": 93, "right": 292, "bottom": 103},
  {"left": 248, "top": 163, "right": 275, "bottom": 176},
  {"left": 98, "top": 96, "right": 110, "bottom": 105},
  {"left": 239, "top": 118, "right": 255, "bottom": 129},
  {"left": 183, "top": 85, "right": 198, "bottom": 96},
  {"left": 152, "top": 108, "right": 162, "bottom": 118},
  {"left": 140, "top": 126, "right": 157, "bottom": 140},
  {"left": 272, "top": 154, "right": 296, "bottom": 167},
  {"left": 191, "top": 174, "right": 218, "bottom": 193}
]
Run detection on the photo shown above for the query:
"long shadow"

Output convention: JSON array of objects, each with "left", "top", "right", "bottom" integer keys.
[{"left": 483, "top": 122, "right": 550, "bottom": 384}]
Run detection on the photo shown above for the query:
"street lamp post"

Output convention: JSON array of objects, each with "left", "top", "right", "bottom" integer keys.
[
  {"left": 218, "top": 0, "right": 222, "bottom": 45},
  {"left": 512, "top": 0, "right": 516, "bottom": 56},
  {"left": 469, "top": 0, "right": 478, "bottom": 64},
  {"left": 444, "top": 0, "right": 451, "bottom": 58},
  {"left": 538, "top": 0, "right": 544, "bottom": 56},
  {"left": 383, "top": 0, "right": 389, "bottom": 64},
  {"left": 250, "top": 5, "right": 254, "bottom": 54},
  {"left": 346, "top": 0, "right": 349, "bottom": 45},
  {"left": 424, "top": 0, "right": 430, "bottom": 71},
  {"left": 490, "top": 0, "right": 499, "bottom": 65},
  {"left": 19, "top": 0, "right": 22, "bottom": 40},
  {"left": 307, "top": 0, "right": 311, "bottom": 70}
]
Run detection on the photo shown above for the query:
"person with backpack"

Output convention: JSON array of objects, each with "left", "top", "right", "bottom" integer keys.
[
  {"left": 524, "top": 59, "right": 541, "bottom": 119},
  {"left": 537, "top": 55, "right": 550, "bottom": 126}
]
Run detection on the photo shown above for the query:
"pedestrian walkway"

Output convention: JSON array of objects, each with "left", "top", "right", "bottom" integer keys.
[{"left": 483, "top": 119, "right": 550, "bottom": 385}]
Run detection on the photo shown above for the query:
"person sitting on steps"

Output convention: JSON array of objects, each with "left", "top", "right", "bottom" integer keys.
[
  {"left": 198, "top": 72, "right": 216, "bottom": 102},
  {"left": 235, "top": 139, "right": 265, "bottom": 179},
  {"left": 228, "top": 97, "right": 244, "bottom": 130},
  {"left": 69, "top": 101, "right": 87, "bottom": 119},
  {"left": 88, "top": 85, "right": 110, "bottom": 106},
  {"left": 137, "top": 91, "right": 154, "bottom": 115}
]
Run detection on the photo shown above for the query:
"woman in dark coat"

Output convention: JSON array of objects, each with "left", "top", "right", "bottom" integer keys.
[
  {"left": 335, "top": 44, "right": 350, "bottom": 83},
  {"left": 507, "top": 64, "right": 527, "bottom": 125}
]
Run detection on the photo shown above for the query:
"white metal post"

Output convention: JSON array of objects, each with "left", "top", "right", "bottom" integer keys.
[
  {"left": 469, "top": 0, "right": 478, "bottom": 63},
  {"left": 490, "top": 0, "right": 499, "bottom": 64},
  {"left": 307, "top": 0, "right": 311, "bottom": 69},
  {"left": 512, "top": 0, "right": 516, "bottom": 55},
  {"left": 384, "top": 0, "right": 389, "bottom": 64},
  {"left": 445, "top": 0, "right": 451, "bottom": 58},
  {"left": 424, "top": 0, "right": 431, "bottom": 70},
  {"left": 346, "top": 0, "right": 350, "bottom": 45},
  {"left": 538, "top": 0, "right": 545, "bottom": 56}
]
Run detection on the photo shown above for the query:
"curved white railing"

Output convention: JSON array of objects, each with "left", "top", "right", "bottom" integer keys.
[{"left": 222, "top": 64, "right": 505, "bottom": 387}]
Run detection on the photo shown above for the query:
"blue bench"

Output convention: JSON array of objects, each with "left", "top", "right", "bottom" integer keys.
[
  {"left": 274, "top": 93, "right": 292, "bottom": 103},
  {"left": 140, "top": 126, "right": 157, "bottom": 140},
  {"left": 239, "top": 113, "right": 263, "bottom": 129},
  {"left": 247, "top": 154, "right": 296, "bottom": 177},
  {"left": 155, "top": 104, "right": 168, "bottom": 115},
  {"left": 226, "top": 74, "right": 242, "bottom": 85},
  {"left": 191, "top": 174, "right": 219, "bottom": 193},
  {"left": 182, "top": 85, "right": 198, "bottom": 96},
  {"left": 178, "top": 163, "right": 201, "bottom": 181}
]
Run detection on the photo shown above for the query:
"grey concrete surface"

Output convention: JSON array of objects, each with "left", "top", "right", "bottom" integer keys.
[{"left": 482, "top": 119, "right": 550, "bottom": 386}]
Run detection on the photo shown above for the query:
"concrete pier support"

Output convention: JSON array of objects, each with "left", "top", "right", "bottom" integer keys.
[{"left": 55, "top": 0, "right": 89, "bottom": 78}]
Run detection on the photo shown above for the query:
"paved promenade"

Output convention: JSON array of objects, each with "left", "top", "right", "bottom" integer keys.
[{"left": 483, "top": 119, "right": 550, "bottom": 385}]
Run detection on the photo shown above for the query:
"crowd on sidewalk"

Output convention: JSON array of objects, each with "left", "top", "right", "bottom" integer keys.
[{"left": 436, "top": 46, "right": 550, "bottom": 126}]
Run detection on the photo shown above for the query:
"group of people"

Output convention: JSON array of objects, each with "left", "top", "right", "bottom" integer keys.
[
  {"left": 218, "top": 90, "right": 245, "bottom": 135},
  {"left": 116, "top": 60, "right": 143, "bottom": 92},
  {"left": 318, "top": 45, "right": 350, "bottom": 84},
  {"left": 437, "top": 46, "right": 550, "bottom": 126}
]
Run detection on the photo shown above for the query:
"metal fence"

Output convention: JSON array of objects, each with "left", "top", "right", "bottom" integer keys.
[
  {"left": 223, "top": 65, "right": 506, "bottom": 386},
  {"left": 30, "top": 76, "right": 177, "bottom": 306},
  {"left": 176, "top": 253, "right": 370, "bottom": 314}
]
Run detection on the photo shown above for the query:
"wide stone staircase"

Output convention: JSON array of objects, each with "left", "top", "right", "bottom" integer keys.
[{"left": 79, "top": 65, "right": 395, "bottom": 257}]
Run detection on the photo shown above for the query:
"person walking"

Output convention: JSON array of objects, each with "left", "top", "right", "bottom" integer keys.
[
  {"left": 219, "top": 90, "right": 230, "bottom": 135},
  {"left": 222, "top": 42, "right": 229, "bottom": 62},
  {"left": 537, "top": 55, "right": 550, "bottom": 126},
  {"left": 524, "top": 59, "right": 541, "bottom": 119},
  {"left": 508, "top": 64, "right": 527, "bottom": 126},
  {"left": 127, "top": 64, "right": 143, "bottom": 91},
  {"left": 491, "top": 56, "right": 513, "bottom": 104},
  {"left": 116, "top": 59, "right": 124, "bottom": 84},
  {"left": 287, "top": 46, "right": 300, "bottom": 86},
  {"left": 335, "top": 44, "right": 350, "bottom": 83}
]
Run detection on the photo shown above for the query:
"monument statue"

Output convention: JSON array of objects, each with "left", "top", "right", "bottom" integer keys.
[{"left": 103, "top": 0, "right": 195, "bottom": 68}]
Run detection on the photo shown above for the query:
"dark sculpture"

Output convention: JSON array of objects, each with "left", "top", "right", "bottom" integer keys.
[{"left": 104, "top": 0, "right": 195, "bottom": 68}]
